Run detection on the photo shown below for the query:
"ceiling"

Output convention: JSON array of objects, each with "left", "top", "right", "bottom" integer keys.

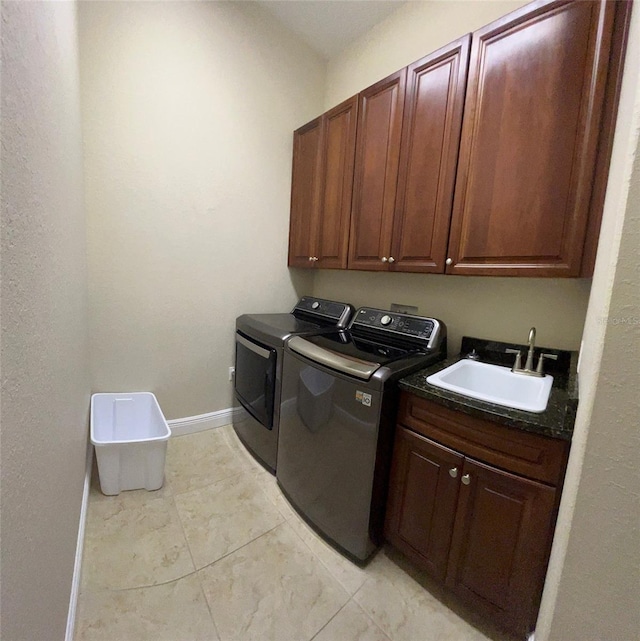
[{"left": 255, "top": 1, "right": 407, "bottom": 60}]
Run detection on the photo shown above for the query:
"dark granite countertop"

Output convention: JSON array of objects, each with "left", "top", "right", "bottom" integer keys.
[{"left": 399, "top": 337, "right": 579, "bottom": 441}]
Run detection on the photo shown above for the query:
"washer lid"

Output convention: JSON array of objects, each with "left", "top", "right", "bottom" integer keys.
[
  {"left": 288, "top": 336, "right": 379, "bottom": 380},
  {"left": 287, "top": 331, "right": 417, "bottom": 379}
]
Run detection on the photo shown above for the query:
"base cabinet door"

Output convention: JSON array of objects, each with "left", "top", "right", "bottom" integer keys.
[
  {"left": 385, "top": 428, "right": 463, "bottom": 580},
  {"left": 445, "top": 458, "right": 557, "bottom": 635},
  {"left": 386, "top": 394, "right": 568, "bottom": 637}
]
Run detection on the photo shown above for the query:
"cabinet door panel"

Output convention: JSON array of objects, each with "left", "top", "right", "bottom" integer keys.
[
  {"left": 446, "top": 458, "right": 556, "bottom": 635},
  {"left": 448, "top": 0, "right": 615, "bottom": 276},
  {"left": 349, "top": 70, "right": 406, "bottom": 270},
  {"left": 317, "top": 96, "right": 358, "bottom": 269},
  {"left": 580, "top": 0, "right": 633, "bottom": 276},
  {"left": 385, "top": 427, "right": 463, "bottom": 580},
  {"left": 288, "top": 118, "right": 322, "bottom": 268},
  {"left": 392, "top": 35, "right": 470, "bottom": 273}
]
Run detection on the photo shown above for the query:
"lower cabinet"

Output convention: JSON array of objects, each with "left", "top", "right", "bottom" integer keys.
[{"left": 385, "top": 393, "right": 569, "bottom": 637}]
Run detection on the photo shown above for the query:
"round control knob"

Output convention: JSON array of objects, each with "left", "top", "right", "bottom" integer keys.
[
  {"left": 311, "top": 301, "right": 320, "bottom": 309},
  {"left": 446, "top": 258, "right": 453, "bottom": 265},
  {"left": 380, "top": 315, "right": 392, "bottom": 326}
]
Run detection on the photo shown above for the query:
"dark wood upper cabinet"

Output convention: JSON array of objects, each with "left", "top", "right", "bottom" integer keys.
[
  {"left": 288, "top": 0, "right": 629, "bottom": 277},
  {"left": 580, "top": 0, "right": 633, "bottom": 277},
  {"left": 317, "top": 96, "right": 358, "bottom": 269},
  {"left": 348, "top": 70, "right": 406, "bottom": 270},
  {"left": 288, "top": 98, "right": 357, "bottom": 269},
  {"left": 391, "top": 35, "right": 471, "bottom": 273},
  {"left": 447, "top": 0, "right": 616, "bottom": 276},
  {"left": 288, "top": 117, "right": 322, "bottom": 268}
]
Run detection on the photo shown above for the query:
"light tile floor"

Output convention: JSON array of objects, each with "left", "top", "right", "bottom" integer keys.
[{"left": 75, "top": 426, "right": 516, "bottom": 641}]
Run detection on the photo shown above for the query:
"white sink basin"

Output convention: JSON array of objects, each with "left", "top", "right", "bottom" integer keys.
[{"left": 426, "top": 359, "right": 553, "bottom": 413}]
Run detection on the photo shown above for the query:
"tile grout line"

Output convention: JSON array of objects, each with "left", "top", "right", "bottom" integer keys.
[
  {"left": 349, "top": 575, "right": 397, "bottom": 640},
  {"left": 199, "top": 520, "right": 285, "bottom": 571},
  {"left": 285, "top": 510, "right": 365, "bottom": 597},
  {"left": 196, "top": 572, "right": 222, "bottom": 641},
  {"left": 90, "top": 431, "right": 276, "bottom": 596},
  {"left": 96, "top": 488, "right": 284, "bottom": 594},
  {"left": 307, "top": 599, "right": 351, "bottom": 641},
  {"left": 350, "top": 593, "right": 394, "bottom": 641},
  {"left": 166, "top": 424, "right": 250, "bottom": 493},
  {"left": 172, "top": 488, "right": 199, "bottom": 578},
  {"left": 194, "top": 521, "right": 290, "bottom": 640},
  {"left": 171, "top": 468, "right": 246, "bottom": 501}
]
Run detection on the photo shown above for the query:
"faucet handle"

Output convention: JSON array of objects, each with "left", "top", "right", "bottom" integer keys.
[
  {"left": 536, "top": 352, "right": 558, "bottom": 374},
  {"left": 505, "top": 348, "right": 522, "bottom": 371}
]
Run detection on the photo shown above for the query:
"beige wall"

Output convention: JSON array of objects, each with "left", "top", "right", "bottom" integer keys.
[
  {"left": 313, "top": 0, "right": 590, "bottom": 355},
  {"left": 536, "top": 2, "right": 640, "bottom": 637},
  {"left": 79, "top": 1, "right": 322, "bottom": 419},
  {"left": 0, "top": 2, "right": 90, "bottom": 640},
  {"left": 325, "top": 0, "right": 529, "bottom": 109},
  {"left": 313, "top": 271, "right": 591, "bottom": 355}
]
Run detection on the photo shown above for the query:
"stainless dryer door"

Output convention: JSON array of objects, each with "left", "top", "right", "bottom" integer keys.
[
  {"left": 234, "top": 331, "right": 277, "bottom": 429},
  {"left": 277, "top": 349, "right": 383, "bottom": 562}
]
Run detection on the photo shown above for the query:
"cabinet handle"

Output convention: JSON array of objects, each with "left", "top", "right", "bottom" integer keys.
[
  {"left": 461, "top": 473, "right": 471, "bottom": 485},
  {"left": 445, "top": 258, "right": 453, "bottom": 266},
  {"left": 313, "top": 256, "right": 319, "bottom": 261},
  {"left": 449, "top": 467, "right": 458, "bottom": 478},
  {"left": 381, "top": 257, "right": 388, "bottom": 262},
  {"left": 308, "top": 256, "right": 314, "bottom": 261},
  {"left": 388, "top": 256, "right": 395, "bottom": 263}
]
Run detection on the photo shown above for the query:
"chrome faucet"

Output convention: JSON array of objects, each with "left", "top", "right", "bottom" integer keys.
[
  {"left": 506, "top": 327, "right": 557, "bottom": 377},
  {"left": 524, "top": 327, "right": 536, "bottom": 371}
]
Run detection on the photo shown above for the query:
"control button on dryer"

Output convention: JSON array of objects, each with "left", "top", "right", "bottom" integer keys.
[
  {"left": 311, "top": 301, "right": 320, "bottom": 309},
  {"left": 380, "top": 315, "right": 392, "bottom": 326}
]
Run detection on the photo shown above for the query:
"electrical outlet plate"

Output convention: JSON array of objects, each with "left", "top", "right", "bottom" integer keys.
[
  {"left": 390, "top": 303, "right": 419, "bottom": 315},
  {"left": 228, "top": 366, "right": 235, "bottom": 381}
]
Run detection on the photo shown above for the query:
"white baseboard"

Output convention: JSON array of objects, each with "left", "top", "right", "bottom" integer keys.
[
  {"left": 168, "top": 406, "right": 244, "bottom": 436},
  {"left": 65, "top": 441, "right": 93, "bottom": 641}
]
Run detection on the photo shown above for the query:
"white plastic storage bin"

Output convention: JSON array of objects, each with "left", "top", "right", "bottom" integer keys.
[{"left": 90, "top": 392, "right": 171, "bottom": 496}]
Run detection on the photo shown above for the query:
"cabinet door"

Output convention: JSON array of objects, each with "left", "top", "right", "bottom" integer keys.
[
  {"left": 448, "top": 0, "right": 615, "bottom": 276},
  {"left": 391, "top": 35, "right": 470, "bottom": 273},
  {"left": 317, "top": 96, "right": 358, "bottom": 269},
  {"left": 288, "top": 117, "right": 322, "bottom": 268},
  {"left": 385, "top": 427, "right": 463, "bottom": 580},
  {"left": 446, "top": 458, "right": 557, "bottom": 635},
  {"left": 348, "top": 70, "right": 406, "bottom": 271}
]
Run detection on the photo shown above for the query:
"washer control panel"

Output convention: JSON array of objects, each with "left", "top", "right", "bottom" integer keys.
[{"left": 351, "top": 308, "right": 441, "bottom": 348}]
